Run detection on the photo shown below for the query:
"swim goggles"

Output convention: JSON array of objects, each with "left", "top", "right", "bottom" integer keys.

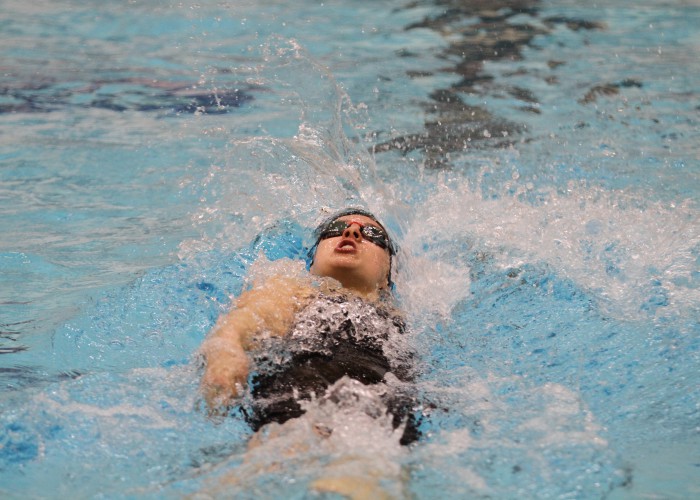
[{"left": 317, "top": 218, "right": 394, "bottom": 254}]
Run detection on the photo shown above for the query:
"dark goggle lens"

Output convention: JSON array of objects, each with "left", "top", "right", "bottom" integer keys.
[{"left": 319, "top": 220, "right": 391, "bottom": 252}]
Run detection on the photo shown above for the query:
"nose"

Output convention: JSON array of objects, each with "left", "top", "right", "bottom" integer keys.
[{"left": 343, "top": 223, "right": 363, "bottom": 241}]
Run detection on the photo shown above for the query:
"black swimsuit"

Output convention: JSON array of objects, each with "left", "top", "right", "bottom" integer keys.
[{"left": 244, "top": 292, "right": 420, "bottom": 445}]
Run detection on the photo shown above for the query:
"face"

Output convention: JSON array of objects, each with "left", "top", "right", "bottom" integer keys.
[{"left": 310, "top": 214, "right": 391, "bottom": 295}]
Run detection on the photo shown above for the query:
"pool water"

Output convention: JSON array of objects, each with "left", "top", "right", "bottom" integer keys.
[{"left": 1, "top": 0, "right": 698, "bottom": 498}]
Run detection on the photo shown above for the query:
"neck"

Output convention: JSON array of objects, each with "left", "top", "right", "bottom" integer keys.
[
  {"left": 346, "top": 285, "right": 382, "bottom": 301},
  {"left": 317, "top": 276, "right": 385, "bottom": 301}
]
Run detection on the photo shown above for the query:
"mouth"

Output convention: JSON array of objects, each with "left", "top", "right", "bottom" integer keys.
[{"left": 334, "top": 238, "right": 358, "bottom": 253}]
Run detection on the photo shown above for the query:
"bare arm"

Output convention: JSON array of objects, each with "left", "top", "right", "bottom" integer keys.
[{"left": 200, "top": 275, "right": 314, "bottom": 409}]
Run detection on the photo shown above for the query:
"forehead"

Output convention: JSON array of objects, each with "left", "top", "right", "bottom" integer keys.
[{"left": 334, "top": 214, "right": 381, "bottom": 227}]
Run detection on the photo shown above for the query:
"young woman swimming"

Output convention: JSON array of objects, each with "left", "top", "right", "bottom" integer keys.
[{"left": 199, "top": 208, "right": 419, "bottom": 445}]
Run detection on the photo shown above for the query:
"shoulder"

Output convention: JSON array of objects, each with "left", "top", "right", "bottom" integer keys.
[{"left": 237, "top": 274, "right": 315, "bottom": 308}]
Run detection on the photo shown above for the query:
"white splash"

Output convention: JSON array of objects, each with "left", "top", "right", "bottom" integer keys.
[{"left": 403, "top": 177, "right": 699, "bottom": 320}]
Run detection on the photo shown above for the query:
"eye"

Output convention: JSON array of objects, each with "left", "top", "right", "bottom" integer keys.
[
  {"left": 320, "top": 229, "right": 342, "bottom": 239},
  {"left": 318, "top": 220, "right": 348, "bottom": 240},
  {"left": 363, "top": 225, "right": 386, "bottom": 239}
]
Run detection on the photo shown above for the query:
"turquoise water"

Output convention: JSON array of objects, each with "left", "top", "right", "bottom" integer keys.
[{"left": 1, "top": 0, "right": 698, "bottom": 498}]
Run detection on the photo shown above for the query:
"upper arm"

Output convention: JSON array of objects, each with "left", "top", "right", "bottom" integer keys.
[{"left": 209, "top": 275, "right": 314, "bottom": 349}]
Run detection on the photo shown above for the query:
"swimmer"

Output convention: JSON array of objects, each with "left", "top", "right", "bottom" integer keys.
[
  {"left": 198, "top": 208, "right": 418, "bottom": 497},
  {"left": 200, "top": 208, "right": 417, "bottom": 437}
]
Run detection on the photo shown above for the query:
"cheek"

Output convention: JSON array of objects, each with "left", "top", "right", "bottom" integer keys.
[
  {"left": 368, "top": 249, "right": 390, "bottom": 276},
  {"left": 310, "top": 241, "right": 332, "bottom": 269}
]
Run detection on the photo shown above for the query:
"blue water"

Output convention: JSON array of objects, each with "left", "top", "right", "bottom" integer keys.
[{"left": 1, "top": 0, "right": 698, "bottom": 498}]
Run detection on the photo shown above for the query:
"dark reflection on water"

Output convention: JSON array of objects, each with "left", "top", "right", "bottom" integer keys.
[
  {"left": 374, "top": 0, "right": 609, "bottom": 167},
  {"left": 0, "top": 79, "right": 254, "bottom": 115},
  {"left": 0, "top": 366, "right": 82, "bottom": 391},
  {"left": 0, "top": 318, "right": 32, "bottom": 355}
]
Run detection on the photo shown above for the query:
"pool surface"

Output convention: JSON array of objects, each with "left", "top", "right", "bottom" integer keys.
[{"left": 1, "top": 0, "right": 698, "bottom": 498}]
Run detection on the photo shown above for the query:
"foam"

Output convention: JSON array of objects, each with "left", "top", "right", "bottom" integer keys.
[{"left": 401, "top": 176, "right": 699, "bottom": 320}]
